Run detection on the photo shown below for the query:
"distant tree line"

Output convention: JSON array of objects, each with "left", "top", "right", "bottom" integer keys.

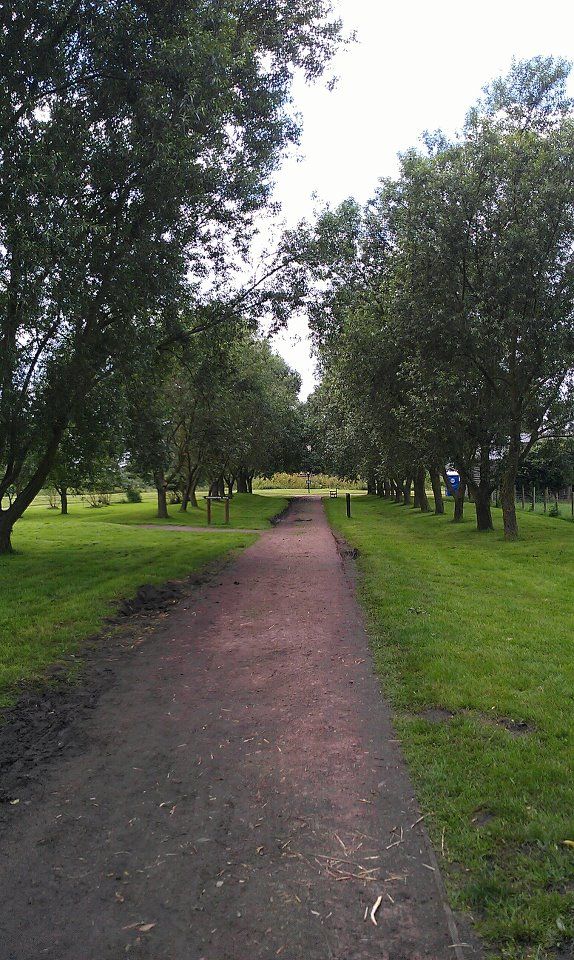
[{"left": 42, "top": 330, "right": 304, "bottom": 515}]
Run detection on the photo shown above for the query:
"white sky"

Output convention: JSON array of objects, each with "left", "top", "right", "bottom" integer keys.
[{"left": 271, "top": 0, "right": 574, "bottom": 398}]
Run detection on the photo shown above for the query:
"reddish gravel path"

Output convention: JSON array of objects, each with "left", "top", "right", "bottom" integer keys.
[{"left": 0, "top": 498, "right": 474, "bottom": 960}]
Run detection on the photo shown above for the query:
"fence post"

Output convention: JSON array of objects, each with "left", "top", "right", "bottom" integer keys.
[
  {"left": 532, "top": 485, "right": 536, "bottom": 512},
  {"left": 346, "top": 492, "right": 351, "bottom": 519},
  {"left": 521, "top": 486, "right": 525, "bottom": 510},
  {"left": 225, "top": 498, "right": 230, "bottom": 525},
  {"left": 544, "top": 487, "right": 548, "bottom": 513},
  {"left": 571, "top": 485, "right": 573, "bottom": 518}
]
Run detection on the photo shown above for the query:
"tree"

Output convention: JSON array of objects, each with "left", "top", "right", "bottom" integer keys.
[
  {"left": 289, "top": 57, "right": 574, "bottom": 540},
  {"left": 126, "top": 331, "right": 302, "bottom": 517},
  {"left": 0, "top": 0, "right": 342, "bottom": 552}
]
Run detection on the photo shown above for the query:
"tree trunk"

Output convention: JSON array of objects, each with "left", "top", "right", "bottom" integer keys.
[
  {"left": 453, "top": 485, "right": 465, "bottom": 522},
  {"left": 376, "top": 479, "right": 384, "bottom": 497},
  {"left": 367, "top": 475, "right": 376, "bottom": 495},
  {"left": 394, "top": 478, "right": 403, "bottom": 503},
  {"left": 471, "top": 484, "right": 493, "bottom": 531},
  {"left": 60, "top": 488, "right": 68, "bottom": 515},
  {"left": 414, "top": 466, "right": 430, "bottom": 512},
  {"left": 0, "top": 416, "right": 67, "bottom": 552},
  {"left": 383, "top": 479, "right": 391, "bottom": 498},
  {"left": 0, "top": 512, "right": 14, "bottom": 554},
  {"left": 180, "top": 478, "right": 192, "bottom": 512},
  {"left": 227, "top": 477, "right": 235, "bottom": 498},
  {"left": 413, "top": 478, "right": 420, "bottom": 508},
  {"left": 500, "top": 465, "right": 519, "bottom": 539},
  {"left": 153, "top": 469, "right": 169, "bottom": 519},
  {"left": 156, "top": 486, "right": 168, "bottom": 519},
  {"left": 444, "top": 467, "right": 466, "bottom": 522},
  {"left": 247, "top": 474, "right": 253, "bottom": 494},
  {"left": 429, "top": 467, "right": 444, "bottom": 514},
  {"left": 403, "top": 477, "right": 412, "bottom": 506},
  {"left": 237, "top": 470, "right": 248, "bottom": 494},
  {"left": 180, "top": 464, "right": 201, "bottom": 512}
]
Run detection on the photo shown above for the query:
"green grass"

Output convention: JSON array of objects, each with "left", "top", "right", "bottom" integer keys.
[
  {"left": 90, "top": 491, "right": 287, "bottom": 529},
  {"left": 0, "top": 493, "right": 286, "bottom": 706},
  {"left": 31, "top": 490, "right": 288, "bottom": 528},
  {"left": 255, "top": 487, "right": 366, "bottom": 498},
  {"left": 325, "top": 495, "right": 574, "bottom": 960}
]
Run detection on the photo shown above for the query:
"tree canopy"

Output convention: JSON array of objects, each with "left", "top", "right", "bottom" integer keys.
[
  {"left": 0, "top": 0, "right": 342, "bottom": 551},
  {"left": 293, "top": 56, "right": 574, "bottom": 539}
]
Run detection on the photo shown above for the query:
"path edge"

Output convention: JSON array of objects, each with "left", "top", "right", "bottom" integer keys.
[{"left": 325, "top": 499, "right": 482, "bottom": 960}]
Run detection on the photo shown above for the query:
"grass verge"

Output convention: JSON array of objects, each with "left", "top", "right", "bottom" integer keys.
[
  {"left": 0, "top": 494, "right": 285, "bottom": 706},
  {"left": 75, "top": 491, "right": 287, "bottom": 529},
  {"left": 325, "top": 495, "right": 574, "bottom": 960}
]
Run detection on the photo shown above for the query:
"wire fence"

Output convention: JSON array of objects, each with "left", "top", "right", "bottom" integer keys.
[
  {"left": 516, "top": 484, "right": 574, "bottom": 518},
  {"left": 505, "top": 485, "right": 573, "bottom": 518}
]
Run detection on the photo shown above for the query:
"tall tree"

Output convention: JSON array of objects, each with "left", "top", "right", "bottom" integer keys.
[{"left": 0, "top": 0, "right": 342, "bottom": 552}]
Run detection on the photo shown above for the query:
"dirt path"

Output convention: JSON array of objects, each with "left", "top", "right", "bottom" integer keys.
[{"left": 0, "top": 498, "right": 475, "bottom": 960}]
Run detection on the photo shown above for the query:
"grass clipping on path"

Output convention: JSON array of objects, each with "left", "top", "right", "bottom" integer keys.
[
  {"left": 326, "top": 496, "right": 574, "bottom": 960},
  {"left": 0, "top": 494, "right": 286, "bottom": 706}
]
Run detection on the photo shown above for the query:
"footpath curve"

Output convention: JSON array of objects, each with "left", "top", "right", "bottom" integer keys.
[{"left": 0, "top": 497, "right": 474, "bottom": 960}]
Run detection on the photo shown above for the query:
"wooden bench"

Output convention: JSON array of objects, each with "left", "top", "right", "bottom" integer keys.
[{"left": 329, "top": 489, "right": 338, "bottom": 498}]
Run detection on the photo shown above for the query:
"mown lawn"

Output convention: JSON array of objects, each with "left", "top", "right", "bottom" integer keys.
[
  {"left": 0, "top": 494, "right": 285, "bottom": 706},
  {"left": 76, "top": 491, "right": 288, "bottom": 529},
  {"left": 325, "top": 495, "right": 574, "bottom": 960}
]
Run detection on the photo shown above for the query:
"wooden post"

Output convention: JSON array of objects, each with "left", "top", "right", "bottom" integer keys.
[
  {"left": 206, "top": 498, "right": 212, "bottom": 525},
  {"left": 225, "top": 498, "right": 230, "bottom": 525},
  {"left": 521, "top": 486, "right": 525, "bottom": 510},
  {"left": 532, "top": 484, "right": 536, "bottom": 512},
  {"left": 544, "top": 487, "right": 548, "bottom": 513},
  {"left": 571, "top": 485, "right": 573, "bottom": 518},
  {"left": 346, "top": 492, "right": 351, "bottom": 518}
]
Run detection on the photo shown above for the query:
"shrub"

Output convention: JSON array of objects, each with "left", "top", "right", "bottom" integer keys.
[
  {"left": 125, "top": 486, "right": 142, "bottom": 503},
  {"left": 253, "top": 472, "right": 365, "bottom": 490}
]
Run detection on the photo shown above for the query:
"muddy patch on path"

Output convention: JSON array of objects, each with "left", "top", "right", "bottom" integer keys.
[{"left": 0, "top": 565, "right": 220, "bottom": 823}]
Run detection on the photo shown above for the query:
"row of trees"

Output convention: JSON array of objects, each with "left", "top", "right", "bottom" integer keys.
[
  {"left": 294, "top": 57, "right": 574, "bottom": 540},
  {"left": 0, "top": 0, "right": 343, "bottom": 552},
  {"left": 127, "top": 331, "right": 303, "bottom": 516},
  {"left": 42, "top": 330, "right": 303, "bottom": 515}
]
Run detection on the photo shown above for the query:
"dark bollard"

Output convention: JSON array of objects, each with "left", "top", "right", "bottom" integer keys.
[{"left": 346, "top": 492, "right": 351, "bottom": 518}]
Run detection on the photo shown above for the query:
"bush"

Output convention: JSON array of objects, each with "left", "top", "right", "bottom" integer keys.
[
  {"left": 253, "top": 472, "right": 365, "bottom": 490},
  {"left": 549, "top": 502, "right": 561, "bottom": 517},
  {"left": 125, "top": 486, "right": 142, "bottom": 503},
  {"left": 84, "top": 490, "right": 111, "bottom": 508}
]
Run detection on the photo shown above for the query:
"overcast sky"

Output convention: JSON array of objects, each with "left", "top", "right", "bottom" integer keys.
[{"left": 271, "top": 0, "right": 574, "bottom": 398}]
